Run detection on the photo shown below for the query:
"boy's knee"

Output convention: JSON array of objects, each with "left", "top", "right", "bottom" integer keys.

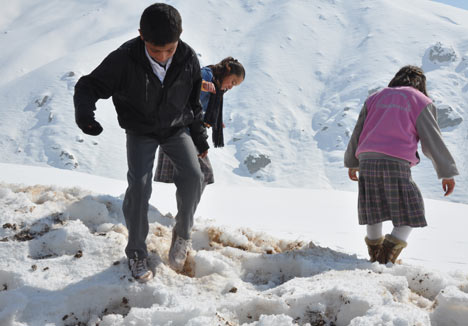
[
  {"left": 178, "top": 166, "right": 204, "bottom": 186},
  {"left": 189, "top": 167, "right": 204, "bottom": 184},
  {"left": 128, "top": 174, "right": 153, "bottom": 192}
]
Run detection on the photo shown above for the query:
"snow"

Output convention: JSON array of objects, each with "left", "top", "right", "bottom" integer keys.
[
  {"left": 1, "top": 0, "right": 468, "bottom": 325},
  {"left": 1, "top": 164, "right": 468, "bottom": 325}
]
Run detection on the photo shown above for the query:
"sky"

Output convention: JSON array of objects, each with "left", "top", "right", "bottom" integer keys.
[{"left": 432, "top": 0, "right": 468, "bottom": 10}]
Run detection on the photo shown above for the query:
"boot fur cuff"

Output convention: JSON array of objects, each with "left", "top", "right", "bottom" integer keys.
[
  {"left": 365, "top": 236, "right": 384, "bottom": 246},
  {"left": 384, "top": 234, "right": 407, "bottom": 249}
]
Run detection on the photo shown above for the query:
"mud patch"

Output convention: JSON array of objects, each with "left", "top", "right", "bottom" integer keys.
[{"left": 206, "top": 226, "right": 308, "bottom": 254}]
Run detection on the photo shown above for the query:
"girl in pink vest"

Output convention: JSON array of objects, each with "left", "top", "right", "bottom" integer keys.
[{"left": 344, "top": 66, "right": 459, "bottom": 264}]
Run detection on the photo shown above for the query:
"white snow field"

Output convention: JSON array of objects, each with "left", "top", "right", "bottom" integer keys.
[{"left": 0, "top": 164, "right": 468, "bottom": 326}]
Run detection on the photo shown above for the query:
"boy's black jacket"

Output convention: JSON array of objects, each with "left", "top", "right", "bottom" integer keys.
[{"left": 74, "top": 37, "right": 209, "bottom": 152}]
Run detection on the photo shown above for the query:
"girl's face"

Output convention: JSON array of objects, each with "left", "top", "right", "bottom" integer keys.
[{"left": 220, "top": 74, "right": 244, "bottom": 91}]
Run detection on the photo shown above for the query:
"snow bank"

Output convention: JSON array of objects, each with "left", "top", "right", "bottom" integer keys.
[{"left": 1, "top": 183, "right": 468, "bottom": 326}]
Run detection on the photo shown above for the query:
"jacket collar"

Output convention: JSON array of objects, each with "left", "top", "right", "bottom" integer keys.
[{"left": 123, "top": 37, "right": 192, "bottom": 72}]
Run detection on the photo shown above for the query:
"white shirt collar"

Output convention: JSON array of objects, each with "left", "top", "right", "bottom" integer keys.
[{"left": 144, "top": 46, "right": 173, "bottom": 83}]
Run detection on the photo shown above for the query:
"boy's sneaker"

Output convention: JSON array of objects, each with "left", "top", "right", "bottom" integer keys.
[
  {"left": 168, "top": 231, "right": 191, "bottom": 272},
  {"left": 128, "top": 255, "right": 153, "bottom": 282}
]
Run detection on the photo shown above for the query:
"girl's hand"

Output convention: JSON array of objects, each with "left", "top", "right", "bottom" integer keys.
[
  {"left": 442, "top": 178, "right": 455, "bottom": 196},
  {"left": 201, "top": 81, "right": 216, "bottom": 93},
  {"left": 348, "top": 168, "right": 359, "bottom": 181}
]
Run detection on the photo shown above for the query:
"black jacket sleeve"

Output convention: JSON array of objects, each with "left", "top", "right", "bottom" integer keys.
[
  {"left": 188, "top": 56, "right": 209, "bottom": 153},
  {"left": 189, "top": 120, "right": 209, "bottom": 153},
  {"left": 74, "top": 50, "right": 125, "bottom": 127}
]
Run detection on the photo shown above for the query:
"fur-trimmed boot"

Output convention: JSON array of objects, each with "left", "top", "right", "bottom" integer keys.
[
  {"left": 378, "top": 234, "right": 407, "bottom": 264},
  {"left": 365, "top": 236, "right": 384, "bottom": 262}
]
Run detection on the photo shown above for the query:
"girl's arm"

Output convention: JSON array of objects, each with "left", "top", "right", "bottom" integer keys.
[
  {"left": 199, "top": 67, "right": 214, "bottom": 111},
  {"left": 344, "top": 103, "right": 368, "bottom": 169},
  {"left": 416, "top": 104, "right": 459, "bottom": 179}
]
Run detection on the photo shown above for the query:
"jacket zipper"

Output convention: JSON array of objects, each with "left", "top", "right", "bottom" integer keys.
[{"left": 145, "top": 74, "right": 149, "bottom": 102}]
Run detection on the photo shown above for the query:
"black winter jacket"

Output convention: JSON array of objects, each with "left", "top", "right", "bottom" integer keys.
[{"left": 74, "top": 37, "right": 209, "bottom": 152}]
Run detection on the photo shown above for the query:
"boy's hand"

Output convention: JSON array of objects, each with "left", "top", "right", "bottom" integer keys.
[
  {"left": 189, "top": 120, "right": 209, "bottom": 154},
  {"left": 201, "top": 81, "right": 216, "bottom": 93},
  {"left": 78, "top": 119, "right": 103, "bottom": 136},
  {"left": 348, "top": 168, "right": 359, "bottom": 181},
  {"left": 198, "top": 150, "right": 208, "bottom": 158},
  {"left": 442, "top": 178, "right": 455, "bottom": 196}
]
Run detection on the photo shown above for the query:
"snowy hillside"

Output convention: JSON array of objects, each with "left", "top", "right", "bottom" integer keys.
[
  {"left": 1, "top": 164, "right": 468, "bottom": 326},
  {"left": 0, "top": 0, "right": 466, "bottom": 203}
]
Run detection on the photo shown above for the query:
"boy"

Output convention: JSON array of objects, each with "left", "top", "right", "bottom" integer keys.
[{"left": 74, "top": 3, "right": 208, "bottom": 282}]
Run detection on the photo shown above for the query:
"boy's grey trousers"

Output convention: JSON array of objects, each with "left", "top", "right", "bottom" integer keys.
[{"left": 122, "top": 129, "right": 204, "bottom": 259}]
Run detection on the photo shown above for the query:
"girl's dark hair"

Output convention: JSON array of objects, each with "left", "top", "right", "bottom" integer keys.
[
  {"left": 209, "top": 57, "right": 245, "bottom": 85},
  {"left": 140, "top": 3, "right": 182, "bottom": 46},
  {"left": 388, "top": 65, "right": 428, "bottom": 96}
]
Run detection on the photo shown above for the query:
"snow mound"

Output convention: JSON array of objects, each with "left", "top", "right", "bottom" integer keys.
[
  {"left": 436, "top": 104, "right": 463, "bottom": 129},
  {"left": 423, "top": 42, "right": 458, "bottom": 71},
  {"left": 1, "top": 183, "right": 468, "bottom": 326}
]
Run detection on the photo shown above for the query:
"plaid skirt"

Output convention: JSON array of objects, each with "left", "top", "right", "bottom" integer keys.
[
  {"left": 358, "top": 159, "right": 426, "bottom": 227},
  {"left": 154, "top": 149, "right": 214, "bottom": 185}
]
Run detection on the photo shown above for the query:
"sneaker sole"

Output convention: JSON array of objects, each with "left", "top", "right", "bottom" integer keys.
[
  {"left": 135, "top": 271, "right": 154, "bottom": 283},
  {"left": 168, "top": 259, "right": 184, "bottom": 272}
]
